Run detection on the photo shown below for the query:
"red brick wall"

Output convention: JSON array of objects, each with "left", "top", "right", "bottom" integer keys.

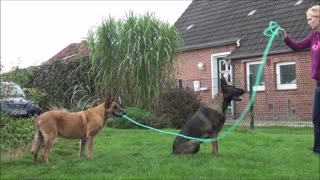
[
  {"left": 175, "top": 45, "right": 236, "bottom": 103},
  {"left": 175, "top": 45, "right": 314, "bottom": 121},
  {"left": 233, "top": 52, "right": 314, "bottom": 121}
]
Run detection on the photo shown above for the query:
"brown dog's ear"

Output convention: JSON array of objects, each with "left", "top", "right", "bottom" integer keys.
[{"left": 105, "top": 95, "right": 113, "bottom": 108}]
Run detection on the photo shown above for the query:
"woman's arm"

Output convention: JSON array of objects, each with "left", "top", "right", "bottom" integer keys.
[{"left": 284, "top": 32, "right": 313, "bottom": 51}]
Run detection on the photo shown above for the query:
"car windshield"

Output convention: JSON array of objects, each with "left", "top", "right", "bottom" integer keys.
[{"left": 1, "top": 82, "right": 25, "bottom": 97}]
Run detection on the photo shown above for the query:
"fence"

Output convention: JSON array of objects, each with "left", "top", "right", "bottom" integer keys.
[{"left": 178, "top": 76, "right": 315, "bottom": 133}]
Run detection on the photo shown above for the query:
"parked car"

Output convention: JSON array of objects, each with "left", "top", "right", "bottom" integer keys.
[{"left": 0, "top": 81, "right": 40, "bottom": 117}]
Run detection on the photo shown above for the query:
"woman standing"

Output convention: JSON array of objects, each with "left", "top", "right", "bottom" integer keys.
[{"left": 280, "top": 5, "right": 320, "bottom": 154}]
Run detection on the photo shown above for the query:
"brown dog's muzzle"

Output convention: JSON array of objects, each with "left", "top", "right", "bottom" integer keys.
[{"left": 112, "top": 106, "right": 126, "bottom": 118}]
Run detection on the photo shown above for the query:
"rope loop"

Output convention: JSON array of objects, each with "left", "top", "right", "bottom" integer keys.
[{"left": 263, "top": 21, "right": 284, "bottom": 40}]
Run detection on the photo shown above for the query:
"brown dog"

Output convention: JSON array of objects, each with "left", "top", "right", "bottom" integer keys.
[{"left": 31, "top": 95, "right": 125, "bottom": 163}]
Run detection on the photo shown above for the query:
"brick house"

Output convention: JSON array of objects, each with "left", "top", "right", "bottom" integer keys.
[{"left": 174, "top": 0, "right": 319, "bottom": 123}]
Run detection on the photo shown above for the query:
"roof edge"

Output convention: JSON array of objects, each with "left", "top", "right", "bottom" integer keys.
[
  {"left": 226, "top": 49, "right": 308, "bottom": 60},
  {"left": 180, "top": 38, "right": 239, "bottom": 51}
]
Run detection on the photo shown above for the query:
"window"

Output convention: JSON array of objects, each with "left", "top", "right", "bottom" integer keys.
[
  {"left": 219, "top": 59, "right": 232, "bottom": 83},
  {"left": 246, "top": 61, "right": 265, "bottom": 91},
  {"left": 276, "top": 62, "right": 297, "bottom": 90}
]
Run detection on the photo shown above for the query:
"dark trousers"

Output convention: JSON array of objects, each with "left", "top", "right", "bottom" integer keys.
[{"left": 312, "top": 82, "right": 320, "bottom": 152}]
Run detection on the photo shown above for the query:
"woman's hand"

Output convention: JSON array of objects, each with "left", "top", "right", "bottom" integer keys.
[{"left": 278, "top": 28, "right": 288, "bottom": 38}]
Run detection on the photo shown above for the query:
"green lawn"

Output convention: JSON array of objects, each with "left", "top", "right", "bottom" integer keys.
[{"left": 1, "top": 128, "right": 319, "bottom": 179}]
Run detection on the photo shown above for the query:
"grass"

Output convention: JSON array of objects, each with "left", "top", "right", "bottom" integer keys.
[{"left": 1, "top": 127, "right": 319, "bottom": 179}]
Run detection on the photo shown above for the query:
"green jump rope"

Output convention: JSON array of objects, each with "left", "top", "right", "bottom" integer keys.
[{"left": 122, "top": 21, "right": 284, "bottom": 142}]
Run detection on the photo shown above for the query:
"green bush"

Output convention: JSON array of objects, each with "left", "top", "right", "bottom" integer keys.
[
  {"left": 157, "top": 87, "right": 202, "bottom": 129},
  {"left": 23, "top": 87, "right": 47, "bottom": 103},
  {"left": 0, "top": 115, "right": 34, "bottom": 152},
  {"left": 108, "top": 107, "right": 156, "bottom": 129},
  {"left": 1, "top": 67, "right": 33, "bottom": 88},
  {"left": 0, "top": 114, "right": 12, "bottom": 128},
  {"left": 28, "top": 58, "right": 94, "bottom": 111}
]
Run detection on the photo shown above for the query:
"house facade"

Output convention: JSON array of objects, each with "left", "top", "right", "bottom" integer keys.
[{"left": 174, "top": 0, "right": 319, "bottom": 123}]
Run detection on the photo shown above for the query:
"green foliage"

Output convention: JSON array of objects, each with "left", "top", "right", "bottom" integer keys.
[
  {"left": 69, "top": 83, "right": 98, "bottom": 112},
  {"left": 0, "top": 115, "right": 34, "bottom": 152},
  {"left": 0, "top": 113, "right": 12, "bottom": 128},
  {"left": 27, "top": 58, "right": 94, "bottom": 111},
  {"left": 158, "top": 87, "right": 202, "bottom": 129},
  {"left": 2, "top": 67, "right": 33, "bottom": 88},
  {"left": 23, "top": 88, "right": 47, "bottom": 103},
  {"left": 88, "top": 12, "right": 182, "bottom": 113},
  {"left": 108, "top": 107, "right": 156, "bottom": 129}
]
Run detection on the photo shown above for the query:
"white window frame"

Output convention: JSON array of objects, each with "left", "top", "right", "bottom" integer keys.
[
  {"left": 246, "top": 61, "right": 265, "bottom": 91},
  {"left": 276, "top": 62, "right": 297, "bottom": 90},
  {"left": 211, "top": 52, "right": 235, "bottom": 115},
  {"left": 219, "top": 59, "right": 233, "bottom": 84},
  {"left": 211, "top": 52, "right": 231, "bottom": 98}
]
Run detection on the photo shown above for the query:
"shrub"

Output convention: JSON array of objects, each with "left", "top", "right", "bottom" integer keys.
[
  {"left": 27, "top": 58, "right": 93, "bottom": 111},
  {"left": 0, "top": 114, "right": 12, "bottom": 128},
  {"left": 108, "top": 107, "right": 156, "bottom": 129},
  {"left": 1, "top": 67, "right": 33, "bottom": 88},
  {"left": 157, "top": 87, "right": 202, "bottom": 129},
  {"left": 0, "top": 115, "right": 34, "bottom": 152},
  {"left": 23, "top": 87, "right": 48, "bottom": 105}
]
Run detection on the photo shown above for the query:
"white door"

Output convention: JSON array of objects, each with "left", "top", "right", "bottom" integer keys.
[
  {"left": 211, "top": 52, "right": 233, "bottom": 115},
  {"left": 211, "top": 52, "right": 231, "bottom": 98},
  {"left": 218, "top": 59, "right": 233, "bottom": 115}
]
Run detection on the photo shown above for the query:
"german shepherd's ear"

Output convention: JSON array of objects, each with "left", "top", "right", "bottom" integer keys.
[{"left": 220, "top": 76, "right": 228, "bottom": 92}]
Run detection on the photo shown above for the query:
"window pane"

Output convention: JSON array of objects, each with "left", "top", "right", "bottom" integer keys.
[
  {"left": 280, "top": 64, "right": 296, "bottom": 84},
  {"left": 249, "top": 64, "right": 264, "bottom": 85},
  {"left": 220, "top": 61, "right": 226, "bottom": 71}
]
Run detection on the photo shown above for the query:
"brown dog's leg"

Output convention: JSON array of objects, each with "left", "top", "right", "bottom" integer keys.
[
  {"left": 42, "top": 138, "right": 54, "bottom": 164},
  {"left": 211, "top": 133, "right": 218, "bottom": 155},
  {"left": 87, "top": 136, "right": 94, "bottom": 160},
  {"left": 41, "top": 129, "right": 57, "bottom": 164},
  {"left": 33, "top": 136, "right": 44, "bottom": 162},
  {"left": 31, "top": 129, "right": 44, "bottom": 162},
  {"left": 79, "top": 139, "right": 87, "bottom": 158}
]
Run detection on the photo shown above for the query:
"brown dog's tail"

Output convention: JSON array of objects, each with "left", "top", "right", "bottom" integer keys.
[{"left": 30, "top": 116, "right": 43, "bottom": 154}]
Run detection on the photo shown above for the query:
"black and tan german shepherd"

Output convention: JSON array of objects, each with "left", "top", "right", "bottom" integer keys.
[{"left": 172, "top": 77, "right": 245, "bottom": 155}]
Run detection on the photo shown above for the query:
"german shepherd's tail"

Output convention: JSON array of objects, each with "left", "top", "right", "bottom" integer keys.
[{"left": 31, "top": 116, "right": 44, "bottom": 162}]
